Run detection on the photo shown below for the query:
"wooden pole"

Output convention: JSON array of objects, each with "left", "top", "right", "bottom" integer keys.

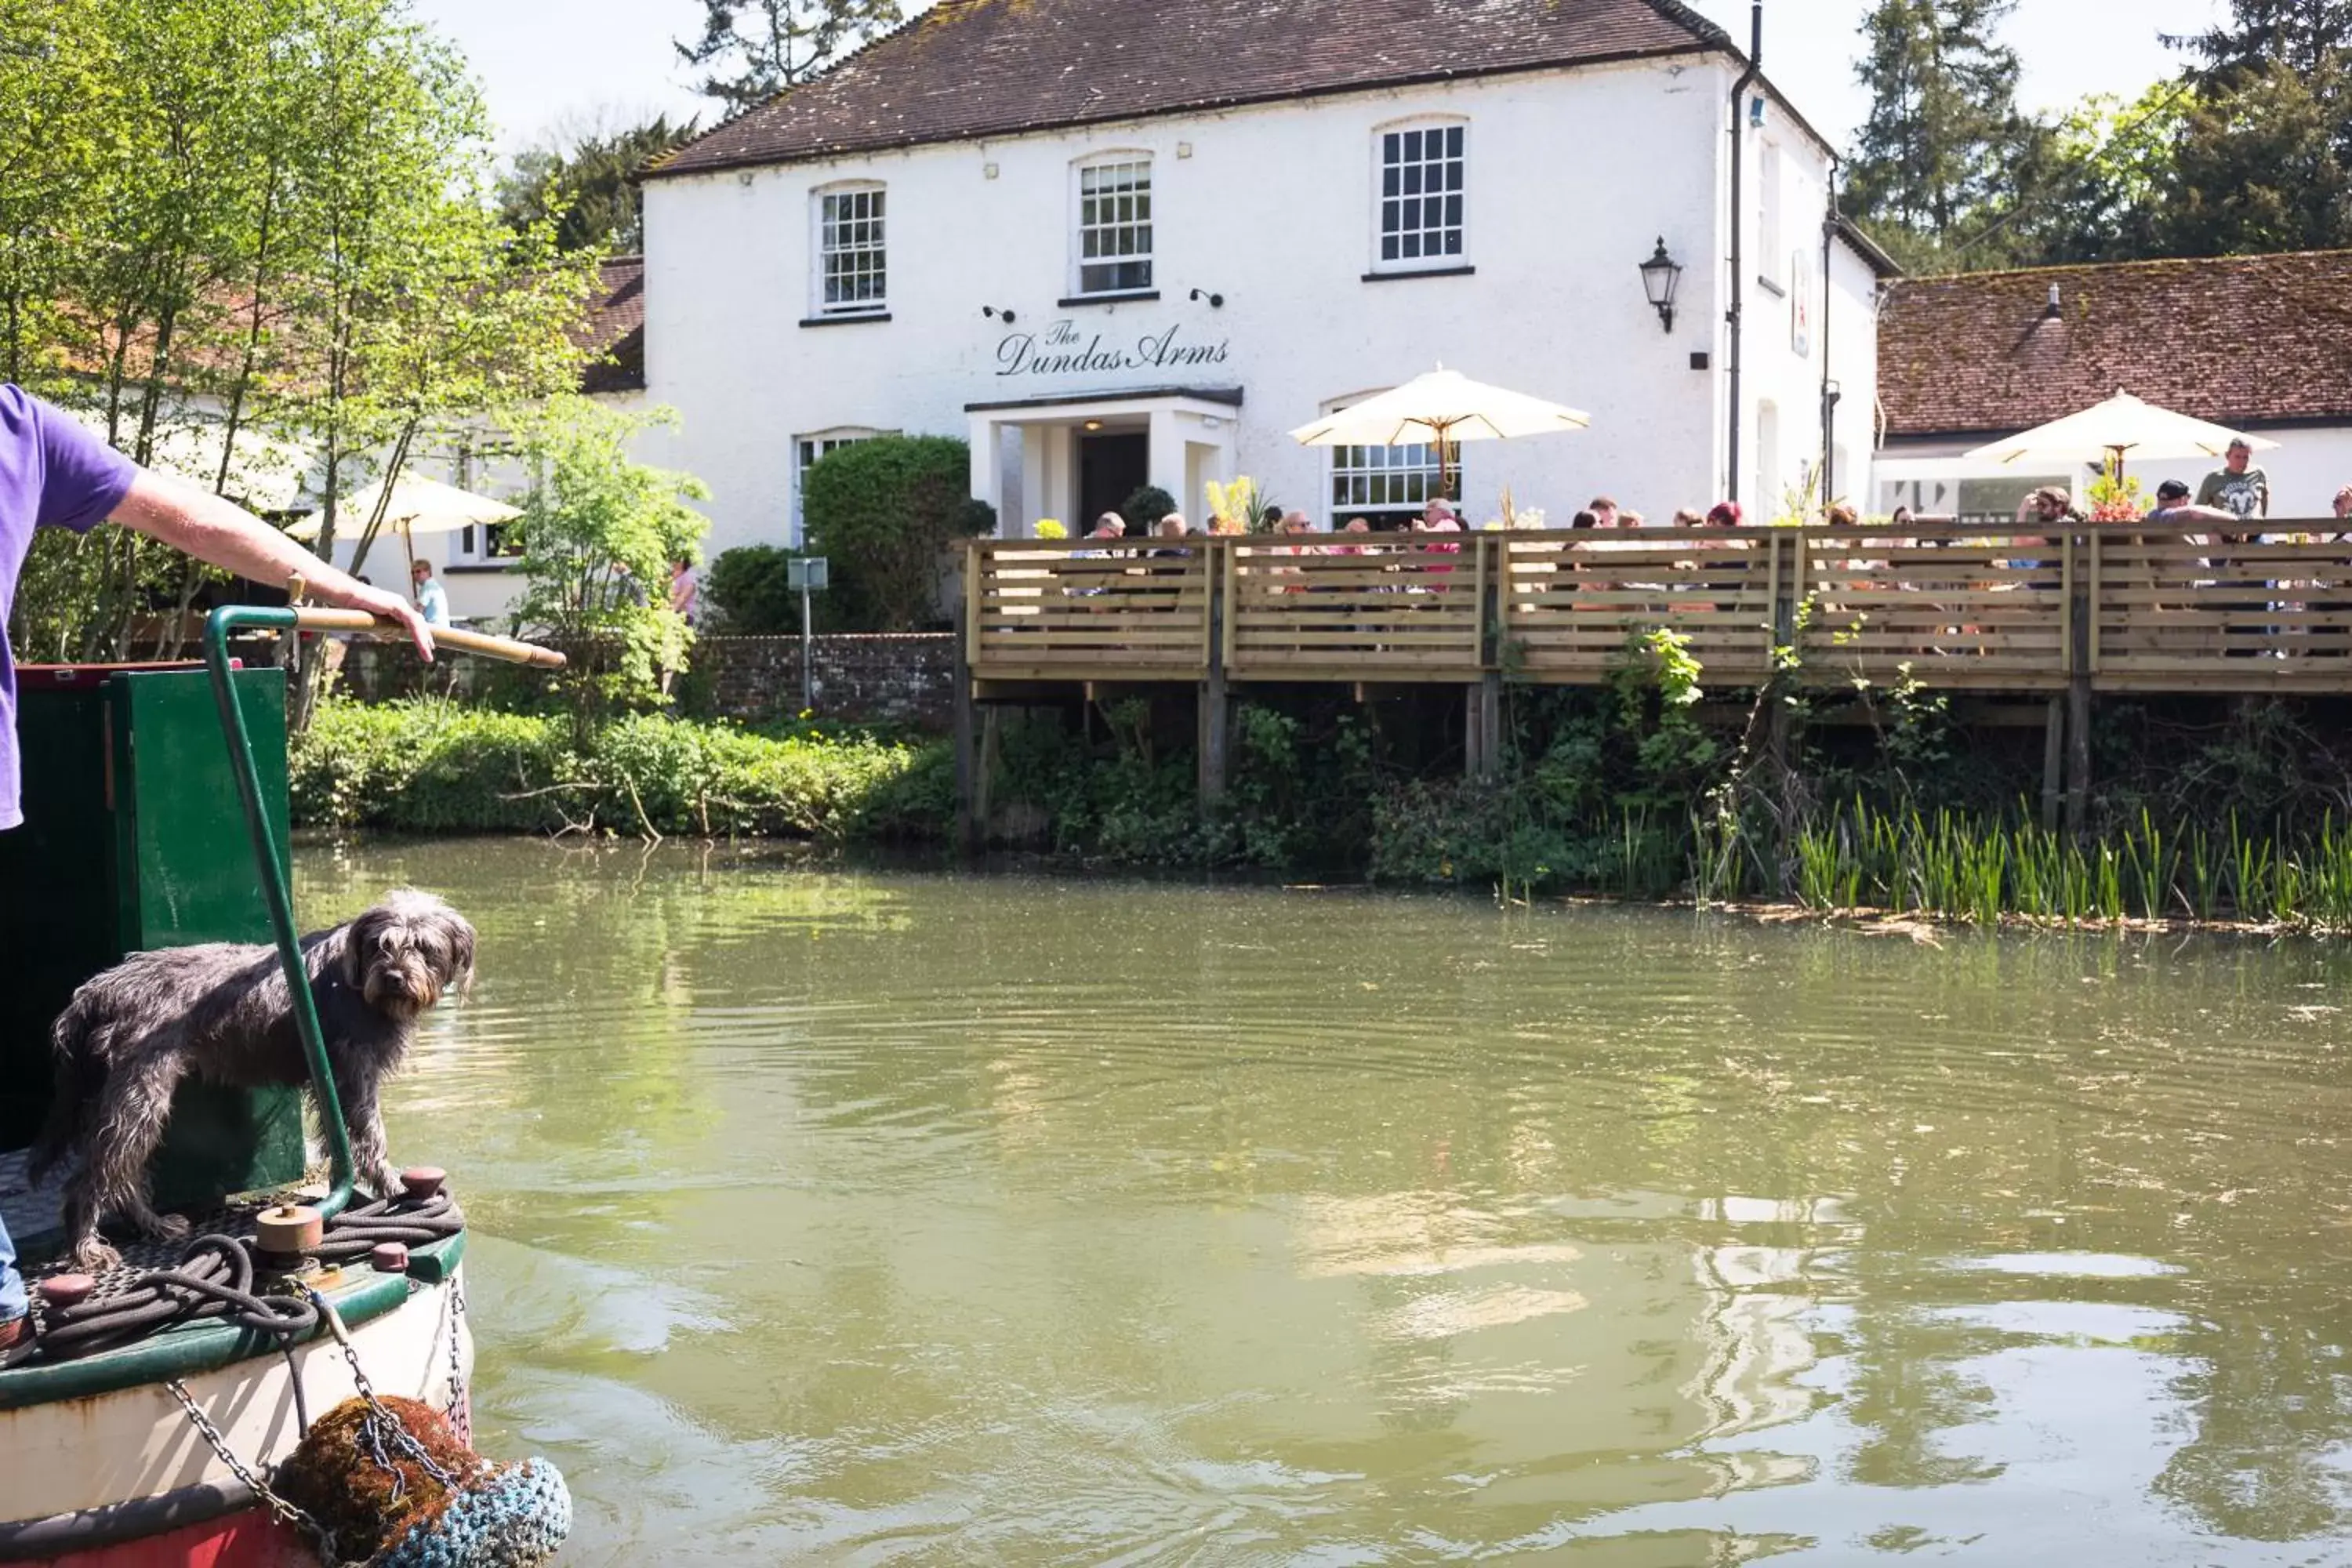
[
  {"left": 952, "top": 583, "right": 978, "bottom": 855},
  {"left": 2066, "top": 527, "right": 2094, "bottom": 833},
  {"left": 2040, "top": 696, "right": 2064, "bottom": 830},
  {"left": 1199, "top": 539, "right": 1229, "bottom": 810}
]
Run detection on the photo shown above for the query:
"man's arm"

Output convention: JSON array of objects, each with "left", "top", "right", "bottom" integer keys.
[{"left": 108, "top": 470, "right": 434, "bottom": 658}]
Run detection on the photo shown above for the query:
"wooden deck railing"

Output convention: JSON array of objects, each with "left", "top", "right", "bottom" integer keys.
[{"left": 964, "top": 523, "right": 2352, "bottom": 693}]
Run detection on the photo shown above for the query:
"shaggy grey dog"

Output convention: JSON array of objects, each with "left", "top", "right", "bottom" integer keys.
[{"left": 30, "top": 889, "right": 475, "bottom": 1269}]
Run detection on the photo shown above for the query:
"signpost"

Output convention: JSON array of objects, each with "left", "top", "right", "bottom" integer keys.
[{"left": 787, "top": 556, "right": 829, "bottom": 713}]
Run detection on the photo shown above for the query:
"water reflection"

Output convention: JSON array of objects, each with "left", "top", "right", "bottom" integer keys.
[{"left": 297, "top": 842, "right": 2352, "bottom": 1564}]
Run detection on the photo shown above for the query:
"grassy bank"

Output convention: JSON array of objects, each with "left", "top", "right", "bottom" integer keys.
[
  {"left": 303, "top": 677, "right": 2352, "bottom": 932},
  {"left": 978, "top": 678, "right": 2352, "bottom": 932},
  {"left": 292, "top": 699, "right": 951, "bottom": 842}
]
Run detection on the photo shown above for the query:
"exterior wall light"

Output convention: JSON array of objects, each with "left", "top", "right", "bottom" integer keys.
[
  {"left": 1639, "top": 238, "right": 1682, "bottom": 334},
  {"left": 1188, "top": 288, "right": 1225, "bottom": 308},
  {"left": 982, "top": 305, "right": 1017, "bottom": 324}
]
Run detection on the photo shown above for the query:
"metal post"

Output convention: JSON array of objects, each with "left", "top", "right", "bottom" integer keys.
[
  {"left": 800, "top": 582, "right": 814, "bottom": 714},
  {"left": 202, "top": 606, "right": 357, "bottom": 1220}
]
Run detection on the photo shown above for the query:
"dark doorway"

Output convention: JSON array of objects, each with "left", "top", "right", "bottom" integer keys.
[{"left": 1078, "top": 431, "right": 1149, "bottom": 528}]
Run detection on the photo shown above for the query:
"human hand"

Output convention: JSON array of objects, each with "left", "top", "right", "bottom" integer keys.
[{"left": 327, "top": 581, "right": 436, "bottom": 661}]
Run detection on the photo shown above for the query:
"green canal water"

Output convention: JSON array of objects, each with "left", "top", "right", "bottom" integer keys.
[{"left": 297, "top": 840, "right": 2352, "bottom": 1566}]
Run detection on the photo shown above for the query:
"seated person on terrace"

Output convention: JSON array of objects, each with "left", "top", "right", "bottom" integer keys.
[{"left": 2145, "top": 478, "right": 2238, "bottom": 531}]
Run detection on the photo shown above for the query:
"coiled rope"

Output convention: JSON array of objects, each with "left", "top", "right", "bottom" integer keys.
[
  {"left": 34, "top": 1190, "right": 466, "bottom": 1363},
  {"left": 38, "top": 1234, "right": 318, "bottom": 1362}
]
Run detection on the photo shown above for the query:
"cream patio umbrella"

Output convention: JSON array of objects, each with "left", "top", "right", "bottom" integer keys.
[
  {"left": 1289, "top": 367, "right": 1591, "bottom": 503},
  {"left": 1962, "top": 389, "right": 2278, "bottom": 485},
  {"left": 288, "top": 474, "right": 521, "bottom": 583}
]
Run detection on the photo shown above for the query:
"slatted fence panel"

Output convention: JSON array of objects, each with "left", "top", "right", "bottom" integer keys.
[
  {"left": 968, "top": 540, "right": 1208, "bottom": 679},
  {"left": 1226, "top": 538, "right": 1483, "bottom": 681},
  {"left": 2093, "top": 530, "right": 2352, "bottom": 689},
  {"left": 1794, "top": 528, "right": 2070, "bottom": 690},
  {"left": 1500, "top": 532, "right": 1776, "bottom": 683}
]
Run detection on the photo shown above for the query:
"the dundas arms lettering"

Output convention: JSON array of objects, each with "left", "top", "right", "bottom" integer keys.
[{"left": 996, "top": 318, "right": 1232, "bottom": 377}]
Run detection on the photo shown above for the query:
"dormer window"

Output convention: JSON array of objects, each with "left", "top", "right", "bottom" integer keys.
[
  {"left": 815, "top": 183, "right": 887, "bottom": 315},
  {"left": 1073, "top": 156, "right": 1153, "bottom": 296}
]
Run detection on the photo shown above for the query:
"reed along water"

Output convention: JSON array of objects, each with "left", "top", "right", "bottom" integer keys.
[{"left": 299, "top": 840, "right": 2352, "bottom": 1566}]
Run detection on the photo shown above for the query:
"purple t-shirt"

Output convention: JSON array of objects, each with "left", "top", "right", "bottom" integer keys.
[{"left": 1, "top": 385, "right": 138, "bottom": 829}]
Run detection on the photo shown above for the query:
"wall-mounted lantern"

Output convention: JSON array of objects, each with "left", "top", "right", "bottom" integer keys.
[
  {"left": 1639, "top": 238, "right": 1682, "bottom": 334},
  {"left": 982, "top": 305, "right": 1017, "bottom": 325},
  {"left": 1188, "top": 287, "right": 1225, "bottom": 308}
]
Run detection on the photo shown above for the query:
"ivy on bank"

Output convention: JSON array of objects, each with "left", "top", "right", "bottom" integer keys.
[{"left": 292, "top": 699, "right": 950, "bottom": 841}]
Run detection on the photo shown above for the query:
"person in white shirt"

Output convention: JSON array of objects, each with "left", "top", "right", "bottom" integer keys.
[{"left": 409, "top": 558, "right": 450, "bottom": 626}]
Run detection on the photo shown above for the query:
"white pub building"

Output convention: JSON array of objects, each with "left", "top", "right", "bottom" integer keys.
[{"left": 639, "top": 0, "right": 1893, "bottom": 548}]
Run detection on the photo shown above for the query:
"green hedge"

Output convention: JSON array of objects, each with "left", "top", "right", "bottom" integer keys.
[{"left": 293, "top": 699, "right": 951, "bottom": 841}]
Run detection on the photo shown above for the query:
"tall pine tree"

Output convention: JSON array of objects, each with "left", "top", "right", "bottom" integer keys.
[
  {"left": 499, "top": 115, "right": 698, "bottom": 254},
  {"left": 2156, "top": 0, "right": 2352, "bottom": 254},
  {"left": 1844, "top": 0, "right": 2036, "bottom": 270},
  {"left": 2168, "top": 0, "right": 2352, "bottom": 84},
  {"left": 676, "top": 0, "right": 902, "bottom": 116}
]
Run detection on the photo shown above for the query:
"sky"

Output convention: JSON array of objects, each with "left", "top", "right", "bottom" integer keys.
[{"left": 414, "top": 0, "right": 2231, "bottom": 157}]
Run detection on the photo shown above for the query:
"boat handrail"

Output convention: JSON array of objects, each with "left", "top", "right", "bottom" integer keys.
[{"left": 199, "top": 606, "right": 563, "bottom": 1220}]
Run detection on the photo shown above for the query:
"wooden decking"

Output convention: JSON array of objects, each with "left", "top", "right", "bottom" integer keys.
[{"left": 964, "top": 524, "right": 2352, "bottom": 694}]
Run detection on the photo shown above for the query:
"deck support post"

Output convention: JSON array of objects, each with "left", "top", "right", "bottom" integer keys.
[
  {"left": 975, "top": 707, "right": 1002, "bottom": 846},
  {"left": 2065, "top": 533, "right": 2094, "bottom": 834},
  {"left": 1467, "top": 673, "right": 1503, "bottom": 781},
  {"left": 2065, "top": 676, "right": 2092, "bottom": 834},
  {"left": 1766, "top": 532, "right": 1798, "bottom": 776},
  {"left": 1199, "top": 554, "right": 1229, "bottom": 810},
  {"left": 2040, "top": 696, "right": 2064, "bottom": 830},
  {"left": 952, "top": 587, "right": 979, "bottom": 855}
]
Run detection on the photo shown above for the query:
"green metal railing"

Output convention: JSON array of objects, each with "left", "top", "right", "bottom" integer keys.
[{"left": 200, "top": 606, "right": 564, "bottom": 1218}]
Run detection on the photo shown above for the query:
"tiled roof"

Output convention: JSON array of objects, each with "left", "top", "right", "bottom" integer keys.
[
  {"left": 577, "top": 256, "right": 644, "bottom": 394},
  {"left": 650, "top": 0, "right": 1729, "bottom": 179},
  {"left": 1878, "top": 250, "right": 2352, "bottom": 438}
]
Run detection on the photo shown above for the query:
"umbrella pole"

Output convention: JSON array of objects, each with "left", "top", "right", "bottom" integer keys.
[{"left": 401, "top": 521, "right": 417, "bottom": 598}]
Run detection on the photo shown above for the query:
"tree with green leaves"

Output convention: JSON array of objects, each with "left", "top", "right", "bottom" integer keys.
[
  {"left": 2151, "top": 56, "right": 2352, "bottom": 256},
  {"left": 244, "top": 0, "right": 591, "bottom": 718},
  {"left": 676, "top": 0, "right": 902, "bottom": 115},
  {"left": 1982, "top": 84, "right": 2188, "bottom": 267},
  {"left": 0, "top": 0, "right": 594, "bottom": 686},
  {"left": 498, "top": 114, "right": 698, "bottom": 254},
  {"left": 507, "top": 395, "right": 710, "bottom": 741},
  {"left": 1844, "top": 0, "right": 2036, "bottom": 270}
]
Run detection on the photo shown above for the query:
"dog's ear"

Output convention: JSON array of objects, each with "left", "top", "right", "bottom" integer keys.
[
  {"left": 447, "top": 913, "right": 477, "bottom": 999},
  {"left": 339, "top": 905, "right": 379, "bottom": 989}
]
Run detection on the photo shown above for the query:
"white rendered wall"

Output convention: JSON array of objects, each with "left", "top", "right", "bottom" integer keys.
[
  {"left": 641, "top": 53, "right": 1853, "bottom": 548},
  {"left": 1716, "top": 81, "right": 1871, "bottom": 520}
]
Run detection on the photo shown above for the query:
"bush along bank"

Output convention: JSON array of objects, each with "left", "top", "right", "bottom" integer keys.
[
  {"left": 292, "top": 699, "right": 951, "bottom": 842},
  {"left": 980, "top": 634, "right": 2352, "bottom": 933}
]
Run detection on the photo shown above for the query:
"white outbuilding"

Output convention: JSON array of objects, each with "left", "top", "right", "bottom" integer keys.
[{"left": 638, "top": 0, "right": 1893, "bottom": 550}]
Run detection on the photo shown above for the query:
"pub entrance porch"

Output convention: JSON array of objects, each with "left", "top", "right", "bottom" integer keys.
[{"left": 966, "top": 387, "right": 1241, "bottom": 539}]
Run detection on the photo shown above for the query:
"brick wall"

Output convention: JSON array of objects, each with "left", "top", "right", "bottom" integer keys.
[
  {"left": 691, "top": 633, "right": 955, "bottom": 729},
  {"left": 335, "top": 633, "right": 958, "bottom": 730}
]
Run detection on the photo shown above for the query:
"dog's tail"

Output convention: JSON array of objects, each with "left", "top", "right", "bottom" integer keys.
[{"left": 27, "top": 993, "right": 107, "bottom": 1187}]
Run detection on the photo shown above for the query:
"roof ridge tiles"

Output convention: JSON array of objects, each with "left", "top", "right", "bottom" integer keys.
[{"left": 648, "top": 0, "right": 1726, "bottom": 180}]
